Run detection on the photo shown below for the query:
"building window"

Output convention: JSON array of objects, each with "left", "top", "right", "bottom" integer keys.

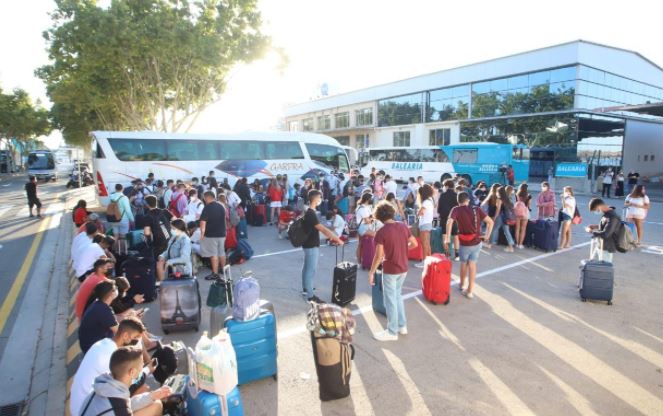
[
  {"left": 427, "top": 85, "right": 470, "bottom": 122},
  {"left": 355, "top": 108, "right": 373, "bottom": 126},
  {"left": 302, "top": 118, "right": 314, "bottom": 132},
  {"left": 317, "top": 115, "right": 331, "bottom": 130},
  {"left": 355, "top": 134, "right": 368, "bottom": 149},
  {"left": 429, "top": 128, "right": 451, "bottom": 146},
  {"left": 334, "top": 136, "right": 350, "bottom": 146},
  {"left": 393, "top": 131, "right": 411, "bottom": 147},
  {"left": 288, "top": 121, "right": 299, "bottom": 132},
  {"left": 644, "top": 155, "right": 649, "bottom": 162},
  {"left": 651, "top": 154, "right": 655, "bottom": 162},
  {"left": 335, "top": 112, "right": 349, "bottom": 129},
  {"left": 378, "top": 93, "right": 423, "bottom": 127},
  {"left": 576, "top": 65, "right": 663, "bottom": 109}
]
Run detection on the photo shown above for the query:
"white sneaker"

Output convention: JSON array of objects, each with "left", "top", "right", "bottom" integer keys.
[
  {"left": 414, "top": 262, "right": 425, "bottom": 268},
  {"left": 462, "top": 290, "right": 474, "bottom": 299},
  {"left": 398, "top": 327, "right": 408, "bottom": 335},
  {"left": 373, "top": 330, "right": 398, "bottom": 342}
]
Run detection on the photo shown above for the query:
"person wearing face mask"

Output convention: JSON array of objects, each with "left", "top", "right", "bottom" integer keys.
[
  {"left": 537, "top": 182, "right": 556, "bottom": 219},
  {"left": 585, "top": 198, "right": 621, "bottom": 264},
  {"left": 79, "top": 345, "right": 171, "bottom": 416},
  {"left": 71, "top": 318, "right": 168, "bottom": 416},
  {"left": 79, "top": 280, "right": 120, "bottom": 354},
  {"left": 183, "top": 188, "right": 204, "bottom": 223},
  {"left": 156, "top": 219, "right": 192, "bottom": 281},
  {"left": 75, "top": 259, "right": 115, "bottom": 321}
]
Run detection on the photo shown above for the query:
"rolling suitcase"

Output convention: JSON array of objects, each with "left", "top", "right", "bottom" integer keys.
[
  {"left": 430, "top": 227, "right": 444, "bottom": 254},
  {"left": 408, "top": 236, "right": 424, "bottom": 261},
  {"left": 186, "top": 383, "right": 244, "bottom": 416},
  {"left": 523, "top": 220, "right": 535, "bottom": 247},
  {"left": 225, "top": 310, "right": 278, "bottom": 385},
  {"left": 160, "top": 276, "right": 201, "bottom": 333},
  {"left": 121, "top": 257, "right": 157, "bottom": 302},
  {"left": 579, "top": 239, "right": 614, "bottom": 305},
  {"left": 310, "top": 332, "right": 355, "bottom": 401},
  {"left": 422, "top": 254, "right": 451, "bottom": 305},
  {"left": 209, "top": 266, "right": 233, "bottom": 336},
  {"left": 531, "top": 219, "right": 558, "bottom": 252},
  {"left": 360, "top": 235, "right": 376, "bottom": 270},
  {"left": 331, "top": 246, "right": 357, "bottom": 307},
  {"left": 371, "top": 270, "right": 386, "bottom": 316},
  {"left": 251, "top": 204, "right": 266, "bottom": 226}
]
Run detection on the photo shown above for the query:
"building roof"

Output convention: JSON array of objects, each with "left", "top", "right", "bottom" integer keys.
[{"left": 285, "top": 40, "right": 663, "bottom": 117}]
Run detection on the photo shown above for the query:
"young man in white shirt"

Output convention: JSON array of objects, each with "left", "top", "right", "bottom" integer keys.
[
  {"left": 184, "top": 189, "right": 204, "bottom": 223},
  {"left": 384, "top": 175, "right": 397, "bottom": 196},
  {"left": 74, "top": 235, "right": 114, "bottom": 281},
  {"left": 71, "top": 223, "right": 98, "bottom": 266}
]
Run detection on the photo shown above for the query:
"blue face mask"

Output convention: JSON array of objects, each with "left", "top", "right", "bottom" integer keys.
[
  {"left": 593, "top": 210, "right": 602, "bottom": 215},
  {"left": 131, "top": 369, "right": 143, "bottom": 386}
]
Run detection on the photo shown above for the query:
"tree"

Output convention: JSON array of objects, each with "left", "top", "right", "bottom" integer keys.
[
  {"left": 0, "top": 87, "right": 52, "bottom": 160},
  {"left": 37, "top": 0, "right": 275, "bottom": 147}
]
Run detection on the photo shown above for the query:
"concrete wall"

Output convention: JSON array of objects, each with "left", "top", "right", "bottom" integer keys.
[{"left": 623, "top": 119, "right": 663, "bottom": 177}]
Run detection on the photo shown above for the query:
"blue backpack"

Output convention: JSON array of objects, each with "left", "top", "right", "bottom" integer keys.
[
  {"left": 228, "top": 239, "right": 254, "bottom": 265},
  {"left": 232, "top": 275, "right": 260, "bottom": 321}
]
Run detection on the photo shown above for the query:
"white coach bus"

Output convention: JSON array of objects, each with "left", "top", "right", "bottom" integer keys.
[
  {"left": 91, "top": 131, "right": 350, "bottom": 205},
  {"left": 360, "top": 146, "right": 455, "bottom": 183}
]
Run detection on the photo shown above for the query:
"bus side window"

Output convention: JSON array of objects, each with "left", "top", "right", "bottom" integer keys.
[{"left": 453, "top": 149, "right": 477, "bottom": 164}]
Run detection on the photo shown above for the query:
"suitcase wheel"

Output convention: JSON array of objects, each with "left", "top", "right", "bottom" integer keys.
[
  {"left": 607, "top": 300, "right": 613, "bottom": 306},
  {"left": 444, "top": 297, "right": 450, "bottom": 306},
  {"left": 581, "top": 297, "right": 587, "bottom": 302},
  {"left": 163, "top": 329, "right": 170, "bottom": 334}
]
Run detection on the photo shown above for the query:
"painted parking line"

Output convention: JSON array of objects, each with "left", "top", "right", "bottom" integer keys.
[
  {"left": 279, "top": 241, "right": 592, "bottom": 341},
  {"left": 252, "top": 239, "right": 357, "bottom": 259}
]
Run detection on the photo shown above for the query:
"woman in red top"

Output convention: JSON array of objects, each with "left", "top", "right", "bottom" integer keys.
[
  {"left": 74, "top": 258, "right": 113, "bottom": 320},
  {"left": 267, "top": 178, "right": 283, "bottom": 226},
  {"left": 73, "top": 199, "right": 90, "bottom": 227}
]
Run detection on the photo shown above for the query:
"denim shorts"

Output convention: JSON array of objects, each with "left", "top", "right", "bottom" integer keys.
[
  {"left": 419, "top": 223, "right": 433, "bottom": 232},
  {"left": 560, "top": 212, "right": 572, "bottom": 222},
  {"left": 459, "top": 242, "right": 483, "bottom": 262}
]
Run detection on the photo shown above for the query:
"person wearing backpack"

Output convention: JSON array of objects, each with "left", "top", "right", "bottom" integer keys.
[
  {"left": 301, "top": 189, "right": 344, "bottom": 303},
  {"left": 513, "top": 184, "right": 532, "bottom": 249},
  {"left": 109, "top": 184, "right": 135, "bottom": 239},
  {"left": 586, "top": 198, "right": 621, "bottom": 264},
  {"left": 168, "top": 183, "right": 188, "bottom": 218},
  {"left": 142, "top": 195, "right": 173, "bottom": 261}
]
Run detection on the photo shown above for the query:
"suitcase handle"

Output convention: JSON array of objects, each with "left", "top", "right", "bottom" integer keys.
[
  {"left": 335, "top": 243, "right": 345, "bottom": 264},
  {"left": 590, "top": 237, "right": 604, "bottom": 261}
]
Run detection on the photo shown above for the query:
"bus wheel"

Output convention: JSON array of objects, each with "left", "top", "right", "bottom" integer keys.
[
  {"left": 440, "top": 173, "right": 452, "bottom": 182},
  {"left": 460, "top": 174, "right": 472, "bottom": 186}
]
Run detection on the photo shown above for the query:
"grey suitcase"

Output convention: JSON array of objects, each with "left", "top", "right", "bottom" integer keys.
[{"left": 579, "top": 239, "right": 614, "bottom": 305}]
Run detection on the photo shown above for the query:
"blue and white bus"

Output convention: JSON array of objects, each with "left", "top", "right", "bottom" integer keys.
[{"left": 360, "top": 142, "right": 529, "bottom": 185}]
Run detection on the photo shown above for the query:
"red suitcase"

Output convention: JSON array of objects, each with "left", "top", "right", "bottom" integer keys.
[
  {"left": 408, "top": 237, "right": 424, "bottom": 261},
  {"left": 422, "top": 254, "right": 451, "bottom": 305},
  {"left": 360, "top": 235, "right": 376, "bottom": 270}
]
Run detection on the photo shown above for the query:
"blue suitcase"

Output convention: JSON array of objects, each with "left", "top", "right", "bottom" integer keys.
[
  {"left": 186, "top": 384, "right": 244, "bottom": 416},
  {"left": 225, "top": 311, "right": 278, "bottom": 385},
  {"left": 531, "top": 219, "right": 558, "bottom": 252},
  {"left": 372, "top": 271, "right": 386, "bottom": 316}
]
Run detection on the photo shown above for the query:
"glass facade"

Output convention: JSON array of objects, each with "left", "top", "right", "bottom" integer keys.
[
  {"left": 335, "top": 112, "right": 349, "bottom": 129},
  {"left": 378, "top": 93, "right": 423, "bottom": 127},
  {"left": 460, "top": 112, "right": 625, "bottom": 177},
  {"left": 576, "top": 65, "right": 663, "bottom": 110},
  {"left": 393, "top": 131, "right": 411, "bottom": 146},
  {"left": 355, "top": 108, "right": 373, "bottom": 126},
  {"left": 334, "top": 136, "right": 350, "bottom": 146},
  {"left": 471, "top": 66, "right": 576, "bottom": 118},
  {"left": 317, "top": 115, "right": 331, "bottom": 130},
  {"left": 427, "top": 85, "right": 469, "bottom": 122}
]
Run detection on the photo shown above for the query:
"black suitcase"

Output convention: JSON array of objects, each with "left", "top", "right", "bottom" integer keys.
[
  {"left": 121, "top": 257, "right": 157, "bottom": 302},
  {"left": 160, "top": 277, "right": 201, "bottom": 333},
  {"left": 310, "top": 332, "right": 354, "bottom": 401},
  {"left": 531, "top": 219, "right": 559, "bottom": 252},
  {"left": 579, "top": 239, "right": 614, "bottom": 304},
  {"left": 331, "top": 246, "right": 357, "bottom": 307}
]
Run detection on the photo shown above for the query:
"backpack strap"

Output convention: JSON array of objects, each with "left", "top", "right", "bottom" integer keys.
[{"left": 80, "top": 392, "right": 96, "bottom": 415}]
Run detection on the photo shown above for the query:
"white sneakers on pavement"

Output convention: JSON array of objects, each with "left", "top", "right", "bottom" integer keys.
[{"left": 373, "top": 330, "right": 398, "bottom": 342}]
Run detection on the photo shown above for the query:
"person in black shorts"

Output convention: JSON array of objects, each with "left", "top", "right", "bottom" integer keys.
[{"left": 25, "top": 175, "right": 42, "bottom": 218}]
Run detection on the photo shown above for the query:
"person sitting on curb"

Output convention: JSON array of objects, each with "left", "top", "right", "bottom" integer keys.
[{"left": 79, "top": 346, "right": 171, "bottom": 416}]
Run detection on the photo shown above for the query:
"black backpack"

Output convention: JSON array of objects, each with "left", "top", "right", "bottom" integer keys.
[
  {"left": 288, "top": 215, "right": 310, "bottom": 247},
  {"left": 149, "top": 209, "right": 171, "bottom": 245}
]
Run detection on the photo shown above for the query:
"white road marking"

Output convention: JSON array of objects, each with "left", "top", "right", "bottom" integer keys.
[
  {"left": 0, "top": 206, "right": 12, "bottom": 219},
  {"left": 17, "top": 206, "right": 30, "bottom": 218},
  {"left": 279, "top": 241, "right": 592, "bottom": 340},
  {"left": 641, "top": 245, "right": 663, "bottom": 255}
]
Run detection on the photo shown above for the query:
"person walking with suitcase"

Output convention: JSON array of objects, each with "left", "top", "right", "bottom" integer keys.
[
  {"left": 415, "top": 184, "right": 435, "bottom": 268},
  {"left": 586, "top": 198, "right": 621, "bottom": 263},
  {"left": 437, "top": 179, "right": 460, "bottom": 260},
  {"left": 368, "top": 201, "right": 418, "bottom": 341},
  {"left": 445, "top": 192, "right": 494, "bottom": 299}
]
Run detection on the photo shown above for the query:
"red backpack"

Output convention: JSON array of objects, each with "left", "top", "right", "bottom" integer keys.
[{"left": 168, "top": 193, "right": 185, "bottom": 218}]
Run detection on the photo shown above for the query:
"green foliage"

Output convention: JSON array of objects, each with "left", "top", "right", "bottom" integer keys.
[
  {"left": 0, "top": 87, "right": 52, "bottom": 151},
  {"left": 38, "top": 0, "right": 273, "bottom": 147}
]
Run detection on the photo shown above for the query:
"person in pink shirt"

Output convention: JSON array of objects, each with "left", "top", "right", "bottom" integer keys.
[
  {"left": 75, "top": 259, "right": 113, "bottom": 321},
  {"left": 536, "top": 182, "right": 556, "bottom": 219}
]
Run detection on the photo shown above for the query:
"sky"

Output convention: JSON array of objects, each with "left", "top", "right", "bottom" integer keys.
[{"left": 0, "top": 0, "right": 660, "bottom": 148}]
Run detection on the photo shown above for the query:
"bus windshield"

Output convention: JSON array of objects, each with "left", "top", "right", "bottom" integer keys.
[
  {"left": 28, "top": 153, "right": 55, "bottom": 170},
  {"left": 305, "top": 143, "right": 349, "bottom": 172}
]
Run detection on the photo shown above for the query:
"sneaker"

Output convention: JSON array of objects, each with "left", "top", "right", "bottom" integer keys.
[
  {"left": 504, "top": 246, "right": 514, "bottom": 253},
  {"left": 483, "top": 243, "right": 492, "bottom": 249},
  {"left": 29, "top": 214, "right": 34, "bottom": 218},
  {"left": 414, "top": 262, "right": 425, "bottom": 269},
  {"left": 204, "top": 273, "right": 218, "bottom": 281},
  {"left": 373, "top": 330, "right": 398, "bottom": 342},
  {"left": 518, "top": 245, "right": 525, "bottom": 249},
  {"left": 398, "top": 327, "right": 408, "bottom": 335},
  {"left": 307, "top": 295, "right": 324, "bottom": 304},
  {"left": 462, "top": 290, "right": 474, "bottom": 299},
  {"left": 453, "top": 256, "right": 460, "bottom": 262}
]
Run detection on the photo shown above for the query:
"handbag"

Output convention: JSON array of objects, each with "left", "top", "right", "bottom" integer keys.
[
  {"left": 572, "top": 206, "right": 582, "bottom": 225},
  {"left": 206, "top": 277, "right": 233, "bottom": 307}
]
